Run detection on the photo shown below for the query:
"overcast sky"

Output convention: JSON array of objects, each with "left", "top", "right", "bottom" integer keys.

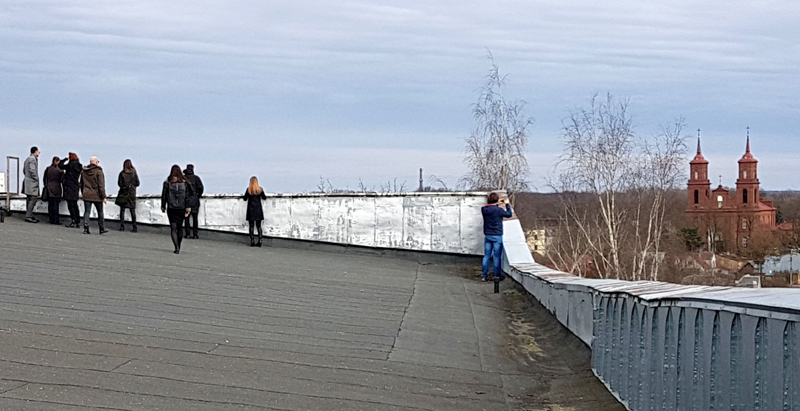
[{"left": 1, "top": 0, "right": 798, "bottom": 193}]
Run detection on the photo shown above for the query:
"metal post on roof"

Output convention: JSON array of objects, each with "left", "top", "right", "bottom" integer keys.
[{"left": 3, "top": 156, "right": 20, "bottom": 222}]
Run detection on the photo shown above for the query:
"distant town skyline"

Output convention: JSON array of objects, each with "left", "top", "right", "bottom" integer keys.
[{"left": 1, "top": 0, "right": 797, "bottom": 193}]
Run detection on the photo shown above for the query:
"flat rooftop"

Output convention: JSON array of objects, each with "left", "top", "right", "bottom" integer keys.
[{"left": 0, "top": 217, "right": 623, "bottom": 410}]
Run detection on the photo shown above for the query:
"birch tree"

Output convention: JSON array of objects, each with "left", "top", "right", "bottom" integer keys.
[
  {"left": 460, "top": 52, "right": 532, "bottom": 193},
  {"left": 549, "top": 93, "right": 688, "bottom": 280}
]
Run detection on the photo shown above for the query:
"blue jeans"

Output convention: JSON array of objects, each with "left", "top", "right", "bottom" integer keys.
[{"left": 482, "top": 235, "right": 503, "bottom": 279}]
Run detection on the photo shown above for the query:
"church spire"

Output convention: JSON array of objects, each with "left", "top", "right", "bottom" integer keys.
[
  {"left": 696, "top": 128, "right": 702, "bottom": 155},
  {"left": 691, "top": 128, "right": 708, "bottom": 165},
  {"left": 745, "top": 126, "right": 751, "bottom": 154},
  {"left": 739, "top": 126, "right": 757, "bottom": 163}
]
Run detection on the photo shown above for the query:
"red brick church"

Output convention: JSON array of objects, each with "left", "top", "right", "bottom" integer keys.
[{"left": 686, "top": 131, "right": 777, "bottom": 252}]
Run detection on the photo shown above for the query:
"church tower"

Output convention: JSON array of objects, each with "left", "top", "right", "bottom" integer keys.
[
  {"left": 736, "top": 128, "right": 760, "bottom": 209},
  {"left": 687, "top": 131, "right": 711, "bottom": 210}
]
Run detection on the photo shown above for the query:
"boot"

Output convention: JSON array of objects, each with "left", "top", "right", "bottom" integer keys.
[
  {"left": 83, "top": 226, "right": 90, "bottom": 234},
  {"left": 131, "top": 224, "right": 137, "bottom": 233},
  {"left": 192, "top": 230, "right": 199, "bottom": 239},
  {"left": 184, "top": 230, "right": 191, "bottom": 238},
  {"left": 99, "top": 226, "right": 109, "bottom": 235},
  {"left": 119, "top": 223, "right": 125, "bottom": 231},
  {"left": 257, "top": 234, "right": 262, "bottom": 247},
  {"left": 249, "top": 237, "right": 256, "bottom": 247}
]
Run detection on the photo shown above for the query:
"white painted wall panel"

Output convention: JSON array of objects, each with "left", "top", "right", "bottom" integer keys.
[{"left": 7, "top": 193, "right": 489, "bottom": 255}]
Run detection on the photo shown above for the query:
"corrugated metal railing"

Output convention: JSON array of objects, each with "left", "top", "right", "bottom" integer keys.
[{"left": 506, "top": 260, "right": 800, "bottom": 411}]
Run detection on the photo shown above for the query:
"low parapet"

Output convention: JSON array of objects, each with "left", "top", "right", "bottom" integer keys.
[{"left": 6, "top": 192, "right": 488, "bottom": 255}]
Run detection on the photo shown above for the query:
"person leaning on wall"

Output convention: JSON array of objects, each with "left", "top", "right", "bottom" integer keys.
[
  {"left": 59, "top": 152, "right": 83, "bottom": 228},
  {"left": 42, "top": 156, "right": 64, "bottom": 225},
  {"left": 115, "top": 159, "right": 140, "bottom": 232},
  {"left": 81, "top": 156, "right": 108, "bottom": 235},
  {"left": 22, "top": 146, "right": 40, "bottom": 223},
  {"left": 481, "top": 192, "right": 513, "bottom": 282}
]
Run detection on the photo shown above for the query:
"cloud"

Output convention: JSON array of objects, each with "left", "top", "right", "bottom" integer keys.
[{"left": 0, "top": 0, "right": 797, "bottom": 192}]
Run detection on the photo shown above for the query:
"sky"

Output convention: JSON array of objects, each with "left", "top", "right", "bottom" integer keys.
[{"left": 0, "top": 0, "right": 798, "bottom": 194}]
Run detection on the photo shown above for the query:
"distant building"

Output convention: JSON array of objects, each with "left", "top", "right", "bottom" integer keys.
[
  {"left": 526, "top": 228, "right": 549, "bottom": 256},
  {"left": 686, "top": 131, "right": 777, "bottom": 252}
]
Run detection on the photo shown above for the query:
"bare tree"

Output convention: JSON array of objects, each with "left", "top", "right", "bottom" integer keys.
[
  {"left": 628, "top": 117, "right": 688, "bottom": 280},
  {"left": 549, "top": 93, "right": 688, "bottom": 280},
  {"left": 460, "top": 52, "right": 532, "bottom": 193}
]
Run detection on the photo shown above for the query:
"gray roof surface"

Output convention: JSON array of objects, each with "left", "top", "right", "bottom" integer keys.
[{"left": 0, "top": 217, "right": 622, "bottom": 410}]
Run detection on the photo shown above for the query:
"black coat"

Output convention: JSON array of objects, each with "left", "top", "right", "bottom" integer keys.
[
  {"left": 58, "top": 159, "right": 82, "bottom": 201},
  {"left": 243, "top": 190, "right": 267, "bottom": 221},
  {"left": 43, "top": 165, "right": 64, "bottom": 199},
  {"left": 183, "top": 169, "right": 204, "bottom": 213},
  {"left": 115, "top": 169, "right": 140, "bottom": 209}
]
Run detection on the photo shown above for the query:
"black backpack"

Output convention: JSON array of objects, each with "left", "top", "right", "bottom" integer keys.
[{"left": 167, "top": 182, "right": 186, "bottom": 209}]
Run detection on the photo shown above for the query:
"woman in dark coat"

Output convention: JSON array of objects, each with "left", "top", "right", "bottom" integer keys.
[
  {"left": 243, "top": 176, "right": 267, "bottom": 247},
  {"left": 58, "top": 152, "right": 83, "bottom": 227},
  {"left": 115, "top": 159, "right": 140, "bottom": 232},
  {"left": 42, "top": 156, "right": 64, "bottom": 225},
  {"left": 161, "top": 165, "right": 193, "bottom": 254}
]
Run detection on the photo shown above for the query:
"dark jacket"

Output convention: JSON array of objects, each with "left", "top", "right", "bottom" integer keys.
[
  {"left": 115, "top": 169, "right": 140, "bottom": 209},
  {"left": 161, "top": 179, "right": 193, "bottom": 211},
  {"left": 243, "top": 190, "right": 267, "bottom": 221},
  {"left": 80, "top": 164, "right": 106, "bottom": 202},
  {"left": 183, "top": 168, "right": 204, "bottom": 213},
  {"left": 59, "top": 159, "right": 83, "bottom": 201},
  {"left": 43, "top": 165, "right": 64, "bottom": 199},
  {"left": 482, "top": 203, "right": 513, "bottom": 236}
]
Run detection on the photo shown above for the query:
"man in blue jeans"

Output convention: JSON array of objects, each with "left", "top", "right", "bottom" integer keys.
[{"left": 481, "top": 192, "right": 513, "bottom": 281}]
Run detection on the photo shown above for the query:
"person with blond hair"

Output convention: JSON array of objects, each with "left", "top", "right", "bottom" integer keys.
[{"left": 242, "top": 176, "right": 267, "bottom": 247}]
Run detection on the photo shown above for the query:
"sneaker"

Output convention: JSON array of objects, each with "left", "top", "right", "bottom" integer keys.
[{"left": 481, "top": 277, "right": 488, "bottom": 282}]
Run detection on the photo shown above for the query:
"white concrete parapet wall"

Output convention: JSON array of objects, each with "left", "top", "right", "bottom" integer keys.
[{"left": 7, "top": 193, "right": 488, "bottom": 255}]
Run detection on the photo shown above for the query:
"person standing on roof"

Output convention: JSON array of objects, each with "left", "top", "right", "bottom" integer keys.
[
  {"left": 59, "top": 152, "right": 83, "bottom": 228},
  {"left": 481, "top": 192, "right": 513, "bottom": 282},
  {"left": 42, "top": 156, "right": 64, "bottom": 225},
  {"left": 22, "top": 146, "right": 40, "bottom": 223},
  {"left": 161, "top": 165, "right": 193, "bottom": 254},
  {"left": 242, "top": 176, "right": 267, "bottom": 247},
  {"left": 115, "top": 159, "right": 140, "bottom": 232},
  {"left": 183, "top": 164, "right": 204, "bottom": 239},
  {"left": 81, "top": 156, "right": 108, "bottom": 235}
]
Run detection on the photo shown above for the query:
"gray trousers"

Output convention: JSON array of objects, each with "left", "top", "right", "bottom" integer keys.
[
  {"left": 83, "top": 201, "right": 105, "bottom": 228},
  {"left": 26, "top": 195, "right": 38, "bottom": 218}
]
